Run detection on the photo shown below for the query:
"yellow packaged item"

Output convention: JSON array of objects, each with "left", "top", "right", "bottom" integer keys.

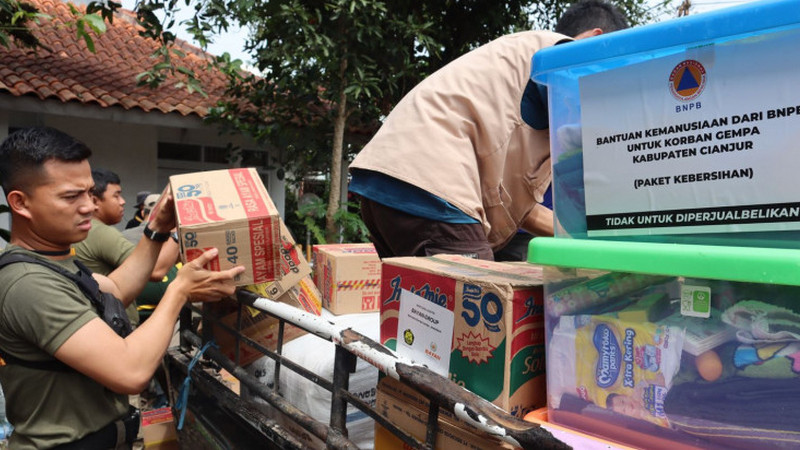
[{"left": 548, "top": 315, "right": 684, "bottom": 428}]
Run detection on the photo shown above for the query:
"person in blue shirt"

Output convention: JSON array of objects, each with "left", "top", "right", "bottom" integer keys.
[{"left": 350, "top": 0, "right": 628, "bottom": 260}]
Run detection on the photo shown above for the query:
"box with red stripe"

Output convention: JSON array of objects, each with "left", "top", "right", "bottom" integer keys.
[
  {"left": 170, "top": 168, "right": 281, "bottom": 285},
  {"left": 379, "top": 255, "right": 546, "bottom": 418},
  {"left": 312, "top": 243, "right": 382, "bottom": 314}
]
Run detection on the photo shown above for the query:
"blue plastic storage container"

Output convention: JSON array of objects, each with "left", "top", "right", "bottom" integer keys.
[{"left": 531, "top": 0, "right": 800, "bottom": 248}]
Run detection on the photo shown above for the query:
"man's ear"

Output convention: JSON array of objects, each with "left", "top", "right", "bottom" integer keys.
[
  {"left": 574, "top": 28, "right": 603, "bottom": 40},
  {"left": 7, "top": 190, "right": 32, "bottom": 220},
  {"left": 91, "top": 194, "right": 101, "bottom": 205}
]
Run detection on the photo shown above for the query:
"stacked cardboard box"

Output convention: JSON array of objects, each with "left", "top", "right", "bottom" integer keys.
[
  {"left": 170, "top": 168, "right": 282, "bottom": 286},
  {"left": 141, "top": 407, "right": 179, "bottom": 450},
  {"left": 373, "top": 377, "right": 512, "bottom": 450},
  {"left": 168, "top": 168, "right": 323, "bottom": 366},
  {"left": 312, "top": 243, "right": 382, "bottom": 314},
  {"left": 380, "top": 255, "right": 546, "bottom": 418},
  {"left": 210, "top": 218, "right": 322, "bottom": 366}
]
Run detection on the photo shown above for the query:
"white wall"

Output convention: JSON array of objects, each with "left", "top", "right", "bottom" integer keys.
[
  {"left": 0, "top": 99, "right": 286, "bottom": 234},
  {"left": 45, "top": 116, "right": 164, "bottom": 230}
]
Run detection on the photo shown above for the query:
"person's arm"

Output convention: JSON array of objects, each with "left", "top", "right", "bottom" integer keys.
[
  {"left": 54, "top": 248, "right": 245, "bottom": 394},
  {"left": 520, "top": 203, "right": 554, "bottom": 237},
  {"left": 107, "top": 190, "right": 174, "bottom": 306},
  {"left": 151, "top": 238, "right": 179, "bottom": 281}
]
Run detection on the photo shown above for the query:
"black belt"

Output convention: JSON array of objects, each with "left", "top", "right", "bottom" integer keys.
[{"left": 52, "top": 407, "right": 140, "bottom": 450}]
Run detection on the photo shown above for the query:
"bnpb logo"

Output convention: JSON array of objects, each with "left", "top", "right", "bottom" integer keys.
[{"left": 669, "top": 59, "right": 706, "bottom": 101}]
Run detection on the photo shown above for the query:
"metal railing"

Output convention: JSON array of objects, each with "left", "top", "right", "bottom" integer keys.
[{"left": 167, "top": 288, "right": 569, "bottom": 450}]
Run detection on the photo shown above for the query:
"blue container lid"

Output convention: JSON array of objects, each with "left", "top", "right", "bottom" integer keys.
[{"left": 532, "top": 0, "right": 800, "bottom": 83}]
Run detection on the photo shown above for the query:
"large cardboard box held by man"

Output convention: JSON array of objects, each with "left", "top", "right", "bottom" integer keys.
[
  {"left": 170, "top": 168, "right": 281, "bottom": 286},
  {"left": 379, "top": 255, "right": 546, "bottom": 418},
  {"left": 312, "top": 243, "right": 381, "bottom": 314}
]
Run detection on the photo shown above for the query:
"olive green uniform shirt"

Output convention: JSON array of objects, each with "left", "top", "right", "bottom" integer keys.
[
  {"left": 0, "top": 246, "right": 128, "bottom": 449},
  {"left": 73, "top": 219, "right": 139, "bottom": 326}
]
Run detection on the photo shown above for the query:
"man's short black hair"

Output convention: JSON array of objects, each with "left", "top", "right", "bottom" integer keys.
[
  {"left": 556, "top": 0, "right": 629, "bottom": 38},
  {"left": 91, "top": 168, "right": 122, "bottom": 198},
  {"left": 0, "top": 126, "right": 92, "bottom": 194}
]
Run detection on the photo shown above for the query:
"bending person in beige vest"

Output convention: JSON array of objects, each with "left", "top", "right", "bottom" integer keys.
[{"left": 350, "top": 0, "right": 628, "bottom": 260}]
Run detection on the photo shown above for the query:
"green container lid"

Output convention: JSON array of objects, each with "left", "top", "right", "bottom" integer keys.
[{"left": 528, "top": 238, "right": 800, "bottom": 286}]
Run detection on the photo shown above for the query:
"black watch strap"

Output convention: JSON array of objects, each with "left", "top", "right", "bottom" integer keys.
[{"left": 143, "top": 226, "right": 170, "bottom": 242}]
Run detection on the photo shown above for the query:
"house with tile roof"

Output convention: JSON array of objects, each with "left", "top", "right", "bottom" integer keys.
[{"left": 0, "top": 0, "right": 286, "bottom": 235}]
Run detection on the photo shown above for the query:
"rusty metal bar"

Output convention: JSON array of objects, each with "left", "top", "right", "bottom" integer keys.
[
  {"left": 233, "top": 302, "right": 243, "bottom": 366},
  {"left": 177, "top": 303, "right": 436, "bottom": 449},
  {"left": 181, "top": 330, "right": 360, "bottom": 450},
  {"left": 178, "top": 305, "right": 192, "bottom": 352},
  {"left": 234, "top": 289, "right": 569, "bottom": 450},
  {"left": 330, "top": 345, "right": 356, "bottom": 438},
  {"left": 426, "top": 401, "right": 440, "bottom": 448},
  {"left": 186, "top": 303, "right": 335, "bottom": 392},
  {"left": 166, "top": 348, "right": 307, "bottom": 449},
  {"left": 274, "top": 319, "right": 285, "bottom": 394}
]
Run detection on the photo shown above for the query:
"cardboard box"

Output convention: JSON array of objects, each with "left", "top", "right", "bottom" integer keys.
[
  {"left": 171, "top": 168, "right": 281, "bottom": 285},
  {"left": 218, "top": 368, "right": 240, "bottom": 395},
  {"left": 373, "top": 378, "right": 510, "bottom": 450},
  {"left": 212, "top": 275, "right": 322, "bottom": 366},
  {"left": 313, "top": 243, "right": 381, "bottom": 314},
  {"left": 141, "top": 407, "right": 179, "bottom": 449},
  {"left": 380, "top": 255, "right": 546, "bottom": 418},
  {"left": 376, "top": 376, "right": 475, "bottom": 428},
  {"left": 244, "top": 220, "right": 319, "bottom": 314}
]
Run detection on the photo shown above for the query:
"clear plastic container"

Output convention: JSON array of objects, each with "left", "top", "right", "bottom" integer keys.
[{"left": 529, "top": 237, "right": 800, "bottom": 449}]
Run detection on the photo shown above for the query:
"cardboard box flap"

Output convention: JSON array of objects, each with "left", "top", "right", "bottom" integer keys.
[
  {"left": 172, "top": 168, "right": 276, "bottom": 225},
  {"left": 384, "top": 255, "right": 543, "bottom": 287}
]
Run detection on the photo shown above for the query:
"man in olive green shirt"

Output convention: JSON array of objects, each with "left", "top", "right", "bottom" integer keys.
[
  {"left": 74, "top": 169, "right": 178, "bottom": 326},
  {"left": 0, "top": 127, "right": 244, "bottom": 449}
]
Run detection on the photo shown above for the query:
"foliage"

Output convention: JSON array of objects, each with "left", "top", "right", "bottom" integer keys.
[
  {"left": 529, "top": 0, "right": 674, "bottom": 33},
  {"left": 0, "top": 0, "right": 46, "bottom": 49},
  {"left": 133, "top": 0, "right": 210, "bottom": 95},
  {"left": 289, "top": 193, "right": 369, "bottom": 245},
  {"left": 206, "top": 0, "right": 443, "bottom": 241},
  {"left": 0, "top": 0, "right": 120, "bottom": 51},
  {"left": 0, "top": 0, "right": 676, "bottom": 243}
]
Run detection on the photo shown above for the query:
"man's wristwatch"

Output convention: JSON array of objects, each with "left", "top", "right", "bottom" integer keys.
[{"left": 143, "top": 226, "right": 171, "bottom": 242}]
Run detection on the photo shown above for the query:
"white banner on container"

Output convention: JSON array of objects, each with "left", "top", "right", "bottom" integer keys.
[
  {"left": 580, "top": 30, "right": 800, "bottom": 237},
  {"left": 396, "top": 289, "right": 454, "bottom": 377}
]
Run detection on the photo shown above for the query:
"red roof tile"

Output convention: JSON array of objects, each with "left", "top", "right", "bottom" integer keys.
[{"left": 0, "top": 0, "right": 229, "bottom": 118}]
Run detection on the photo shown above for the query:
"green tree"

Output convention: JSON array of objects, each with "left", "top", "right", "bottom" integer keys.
[
  {"left": 206, "top": 0, "right": 674, "bottom": 243},
  {"left": 1, "top": 0, "right": 675, "bottom": 244},
  {"left": 401, "top": 0, "right": 672, "bottom": 73},
  {"left": 209, "top": 0, "right": 439, "bottom": 242}
]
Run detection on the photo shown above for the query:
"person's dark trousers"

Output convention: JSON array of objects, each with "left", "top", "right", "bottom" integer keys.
[
  {"left": 493, "top": 231, "right": 533, "bottom": 261},
  {"left": 359, "top": 196, "right": 494, "bottom": 260},
  {"left": 51, "top": 406, "right": 140, "bottom": 450}
]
